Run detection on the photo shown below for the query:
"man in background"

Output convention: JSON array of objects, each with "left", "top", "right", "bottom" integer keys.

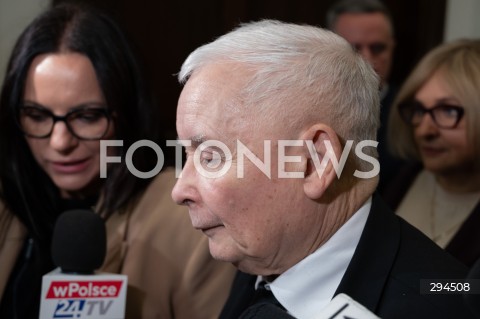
[{"left": 327, "top": 0, "right": 402, "bottom": 191}]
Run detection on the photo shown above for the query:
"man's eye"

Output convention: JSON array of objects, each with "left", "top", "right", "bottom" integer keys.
[
  {"left": 369, "top": 43, "right": 387, "bottom": 55},
  {"left": 201, "top": 151, "right": 223, "bottom": 168}
]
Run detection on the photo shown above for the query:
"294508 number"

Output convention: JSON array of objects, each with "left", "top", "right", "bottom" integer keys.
[
  {"left": 430, "top": 282, "right": 470, "bottom": 292},
  {"left": 421, "top": 279, "right": 480, "bottom": 294}
]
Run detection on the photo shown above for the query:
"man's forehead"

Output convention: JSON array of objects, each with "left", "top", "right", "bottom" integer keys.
[
  {"left": 335, "top": 12, "right": 393, "bottom": 39},
  {"left": 181, "top": 64, "right": 240, "bottom": 101},
  {"left": 187, "top": 62, "right": 250, "bottom": 87},
  {"left": 177, "top": 72, "right": 250, "bottom": 146},
  {"left": 179, "top": 64, "right": 251, "bottom": 120}
]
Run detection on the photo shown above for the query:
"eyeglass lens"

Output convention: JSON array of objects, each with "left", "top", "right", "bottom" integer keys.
[
  {"left": 19, "top": 106, "right": 110, "bottom": 139},
  {"left": 399, "top": 101, "right": 464, "bottom": 129}
]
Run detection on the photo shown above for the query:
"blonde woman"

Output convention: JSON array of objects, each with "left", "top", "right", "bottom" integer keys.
[{"left": 383, "top": 39, "right": 480, "bottom": 267}]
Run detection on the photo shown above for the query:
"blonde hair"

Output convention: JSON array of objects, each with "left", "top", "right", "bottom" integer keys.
[{"left": 388, "top": 39, "right": 480, "bottom": 161}]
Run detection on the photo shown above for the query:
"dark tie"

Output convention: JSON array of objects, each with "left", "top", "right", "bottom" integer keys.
[
  {"left": 238, "top": 282, "right": 295, "bottom": 318},
  {"left": 250, "top": 282, "right": 284, "bottom": 308}
]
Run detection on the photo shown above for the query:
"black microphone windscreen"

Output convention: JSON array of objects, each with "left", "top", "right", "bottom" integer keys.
[{"left": 51, "top": 209, "right": 106, "bottom": 273}]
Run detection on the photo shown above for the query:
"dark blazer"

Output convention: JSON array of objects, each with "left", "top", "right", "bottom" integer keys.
[
  {"left": 220, "top": 195, "right": 474, "bottom": 319},
  {"left": 382, "top": 163, "right": 480, "bottom": 267},
  {"left": 377, "top": 84, "right": 406, "bottom": 193}
]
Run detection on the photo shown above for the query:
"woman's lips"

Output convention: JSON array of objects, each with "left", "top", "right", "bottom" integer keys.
[
  {"left": 50, "top": 158, "right": 91, "bottom": 174},
  {"left": 420, "top": 146, "right": 445, "bottom": 157}
]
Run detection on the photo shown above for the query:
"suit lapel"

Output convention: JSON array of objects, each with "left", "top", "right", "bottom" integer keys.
[
  {"left": 220, "top": 271, "right": 257, "bottom": 319},
  {"left": 334, "top": 194, "right": 400, "bottom": 312},
  {"left": 446, "top": 201, "right": 480, "bottom": 267}
]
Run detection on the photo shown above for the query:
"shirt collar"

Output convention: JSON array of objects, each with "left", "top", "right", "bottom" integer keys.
[{"left": 259, "top": 197, "right": 372, "bottom": 319}]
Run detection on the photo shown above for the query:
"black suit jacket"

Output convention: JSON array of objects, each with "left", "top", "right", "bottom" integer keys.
[
  {"left": 220, "top": 195, "right": 474, "bottom": 318},
  {"left": 376, "top": 84, "right": 405, "bottom": 193}
]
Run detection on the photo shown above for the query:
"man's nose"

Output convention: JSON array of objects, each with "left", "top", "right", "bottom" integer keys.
[
  {"left": 171, "top": 158, "right": 198, "bottom": 206},
  {"left": 358, "top": 46, "right": 374, "bottom": 64}
]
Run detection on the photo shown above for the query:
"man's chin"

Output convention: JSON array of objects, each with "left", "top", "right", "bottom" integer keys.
[{"left": 208, "top": 241, "right": 238, "bottom": 264}]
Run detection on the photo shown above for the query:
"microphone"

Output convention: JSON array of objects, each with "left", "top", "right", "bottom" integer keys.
[
  {"left": 52, "top": 209, "right": 106, "bottom": 273},
  {"left": 319, "top": 293, "right": 380, "bottom": 319},
  {"left": 239, "top": 293, "right": 379, "bottom": 319},
  {"left": 465, "top": 258, "right": 480, "bottom": 318},
  {"left": 39, "top": 209, "right": 128, "bottom": 319}
]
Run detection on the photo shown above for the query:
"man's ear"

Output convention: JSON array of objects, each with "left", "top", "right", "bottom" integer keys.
[{"left": 300, "top": 123, "right": 343, "bottom": 200}]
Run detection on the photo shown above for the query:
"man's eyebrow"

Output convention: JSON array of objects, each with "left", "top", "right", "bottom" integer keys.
[{"left": 176, "top": 135, "right": 207, "bottom": 148}]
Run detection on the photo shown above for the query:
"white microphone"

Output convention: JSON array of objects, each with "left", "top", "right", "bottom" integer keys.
[
  {"left": 39, "top": 210, "right": 127, "bottom": 319},
  {"left": 317, "top": 293, "right": 380, "bottom": 319}
]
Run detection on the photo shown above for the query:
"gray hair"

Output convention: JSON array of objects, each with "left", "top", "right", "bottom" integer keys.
[
  {"left": 326, "top": 0, "right": 393, "bottom": 34},
  {"left": 179, "top": 20, "right": 380, "bottom": 170}
]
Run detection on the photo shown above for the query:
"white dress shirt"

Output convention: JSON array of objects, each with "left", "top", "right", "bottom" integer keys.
[{"left": 258, "top": 197, "right": 372, "bottom": 319}]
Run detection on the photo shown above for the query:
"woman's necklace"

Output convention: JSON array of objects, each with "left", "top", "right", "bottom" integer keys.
[{"left": 429, "top": 180, "right": 474, "bottom": 244}]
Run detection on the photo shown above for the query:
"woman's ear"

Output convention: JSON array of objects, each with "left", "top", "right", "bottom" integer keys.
[{"left": 300, "top": 123, "right": 343, "bottom": 200}]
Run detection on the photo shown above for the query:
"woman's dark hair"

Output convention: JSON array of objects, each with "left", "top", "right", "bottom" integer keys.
[{"left": 0, "top": 3, "right": 161, "bottom": 247}]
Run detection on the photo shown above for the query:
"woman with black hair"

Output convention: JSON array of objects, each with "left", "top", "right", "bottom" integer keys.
[{"left": 0, "top": 4, "right": 234, "bottom": 318}]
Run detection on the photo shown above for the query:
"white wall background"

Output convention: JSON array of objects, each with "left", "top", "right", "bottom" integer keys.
[
  {"left": 444, "top": 0, "right": 480, "bottom": 42},
  {"left": 0, "top": 0, "right": 50, "bottom": 87}
]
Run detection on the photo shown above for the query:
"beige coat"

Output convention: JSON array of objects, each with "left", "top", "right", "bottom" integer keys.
[{"left": 0, "top": 169, "right": 236, "bottom": 319}]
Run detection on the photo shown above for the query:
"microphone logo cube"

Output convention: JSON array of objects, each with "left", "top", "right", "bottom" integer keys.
[{"left": 40, "top": 269, "right": 128, "bottom": 319}]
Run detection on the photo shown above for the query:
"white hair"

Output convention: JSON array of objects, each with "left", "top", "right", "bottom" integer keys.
[{"left": 179, "top": 20, "right": 380, "bottom": 169}]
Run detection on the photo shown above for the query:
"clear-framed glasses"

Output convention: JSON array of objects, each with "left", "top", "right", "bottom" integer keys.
[
  {"left": 18, "top": 104, "right": 111, "bottom": 140},
  {"left": 398, "top": 100, "right": 464, "bottom": 129}
]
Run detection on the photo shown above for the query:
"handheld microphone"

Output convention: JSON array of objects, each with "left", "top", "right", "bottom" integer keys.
[
  {"left": 39, "top": 209, "right": 128, "bottom": 319},
  {"left": 239, "top": 293, "right": 379, "bottom": 319},
  {"left": 52, "top": 208, "right": 106, "bottom": 273},
  {"left": 319, "top": 293, "right": 380, "bottom": 319}
]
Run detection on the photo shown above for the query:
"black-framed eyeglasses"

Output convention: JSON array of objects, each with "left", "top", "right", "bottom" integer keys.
[
  {"left": 398, "top": 100, "right": 464, "bottom": 129},
  {"left": 18, "top": 105, "right": 112, "bottom": 140}
]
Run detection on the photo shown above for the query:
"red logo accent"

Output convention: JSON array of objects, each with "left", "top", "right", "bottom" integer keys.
[{"left": 46, "top": 281, "right": 123, "bottom": 299}]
